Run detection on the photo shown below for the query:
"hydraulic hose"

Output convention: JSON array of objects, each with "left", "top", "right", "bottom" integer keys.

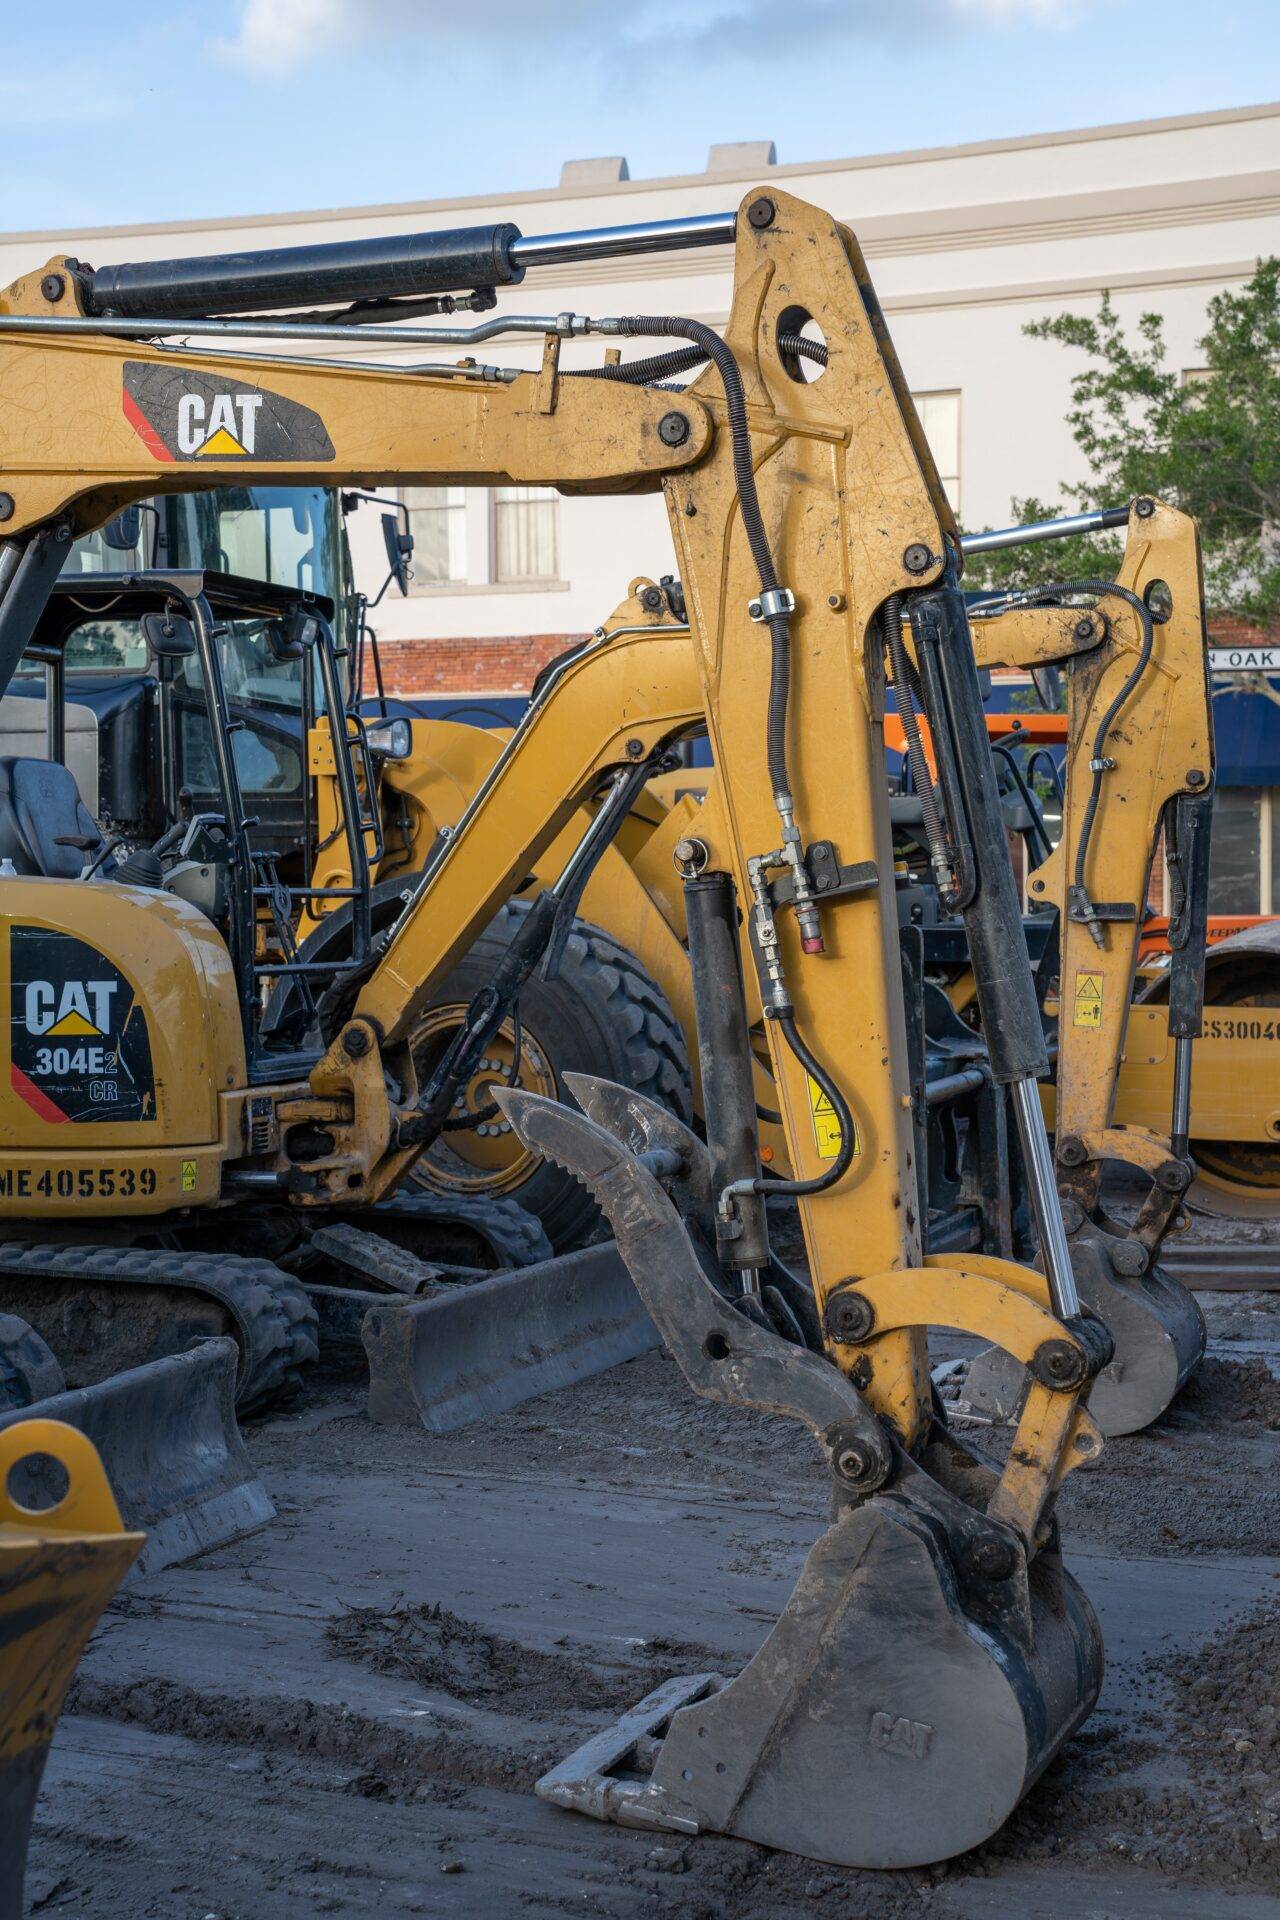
[
  {"left": 585, "top": 313, "right": 851, "bottom": 1192},
  {"left": 1065, "top": 579, "right": 1155, "bottom": 897},
  {"left": 884, "top": 594, "right": 953, "bottom": 897},
  {"left": 762, "top": 1015, "right": 857, "bottom": 1196},
  {"left": 574, "top": 332, "right": 827, "bottom": 389}
]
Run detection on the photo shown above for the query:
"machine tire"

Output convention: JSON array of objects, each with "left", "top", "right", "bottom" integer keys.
[{"left": 411, "top": 901, "right": 693, "bottom": 1252}]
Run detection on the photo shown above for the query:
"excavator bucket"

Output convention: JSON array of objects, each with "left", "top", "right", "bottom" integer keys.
[
  {"left": 0, "top": 1420, "right": 144, "bottom": 1919},
  {"left": 956, "top": 1234, "right": 1206, "bottom": 1437},
  {"left": 362, "top": 1243, "right": 658, "bottom": 1433},
  {"left": 0, "top": 1335, "right": 273, "bottom": 1574},
  {"left": 496, "top": 1086, "right": 1103, "bottom": 1869}
]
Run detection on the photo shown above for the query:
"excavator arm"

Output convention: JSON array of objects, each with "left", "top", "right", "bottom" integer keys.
[
  {"left": 967, "top": 498, "right": 1214, "bottom": 1234},
  {"left": 0, "top": 188, "right": 1112, "bottom": 1867}
]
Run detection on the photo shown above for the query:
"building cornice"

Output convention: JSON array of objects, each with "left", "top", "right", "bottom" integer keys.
[{"left": 1, "top": 102, "right": 1275, "bottom": 249}]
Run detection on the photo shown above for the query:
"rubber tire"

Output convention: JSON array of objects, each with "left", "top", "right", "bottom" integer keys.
[{"left": 412, "top": 900, "right": 692, "bottom": 1253}]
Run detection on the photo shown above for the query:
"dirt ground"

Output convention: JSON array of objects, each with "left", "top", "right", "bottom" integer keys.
[{"left": 24, "top": 1281, "right": 1280, "bottom": 1920}]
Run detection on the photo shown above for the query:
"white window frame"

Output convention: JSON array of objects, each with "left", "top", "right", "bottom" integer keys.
[{"left": 402, "top": 486, "right": 563, "bottom": 594}]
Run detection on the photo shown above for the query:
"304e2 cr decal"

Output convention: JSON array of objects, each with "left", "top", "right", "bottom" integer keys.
[
  {"left": 9, "top": 928, "right": 156, "bottom": 1123},
  {"left": 122, "top": 362, "right": 335, "bottom": 464}
]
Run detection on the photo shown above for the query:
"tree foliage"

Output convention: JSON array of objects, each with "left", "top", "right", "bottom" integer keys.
[{"left": 965, "top": 260, "right": 1280, "bottom": 624}]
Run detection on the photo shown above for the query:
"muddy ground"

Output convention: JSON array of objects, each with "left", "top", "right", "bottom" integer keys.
[{"left": 25, "top": 1283, "right": 1280, "bottom": 1919}]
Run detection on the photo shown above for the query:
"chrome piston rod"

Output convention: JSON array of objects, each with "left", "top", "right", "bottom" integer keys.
[{"left": 1010, "top": 1075, "right": 1082, "bottom": 1321}]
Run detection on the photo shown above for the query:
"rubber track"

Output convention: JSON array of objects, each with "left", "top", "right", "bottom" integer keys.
[
  {"left": 0, "top": 1243, "right": 319, "bottom": 1411},
  {"left": 371, "top": 1189, "right": 553, "bottom": 1268}
]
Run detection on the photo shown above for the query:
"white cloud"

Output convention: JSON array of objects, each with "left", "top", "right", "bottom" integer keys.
[{"left": 218, "top": 0, "right": 1088, "bottom": 71}]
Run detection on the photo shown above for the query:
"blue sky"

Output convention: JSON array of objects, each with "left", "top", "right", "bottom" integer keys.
[{"left": 5, "top": 0, "right": 1278, "bottom": 231}]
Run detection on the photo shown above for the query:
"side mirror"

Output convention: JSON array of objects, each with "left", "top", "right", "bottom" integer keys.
[
  {"left": 265, "top": 609, "right": 321, "bottom": 662},
  {"left": 142, "top": 610, "right": 197, "bottom": 659},
  {"left": 381, "top": 512, "right": 414, "bottom": 596},
  {"left": 103, "top": 505, "right": 142, "bottom": 552}
]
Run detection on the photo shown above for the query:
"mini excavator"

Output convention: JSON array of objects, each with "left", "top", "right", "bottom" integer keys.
[{"left": 0, "top": 187, "right": 1174, "bottom": 1866}]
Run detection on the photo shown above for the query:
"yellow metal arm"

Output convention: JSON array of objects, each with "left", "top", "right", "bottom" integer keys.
[{"left": 967, "top": 502, "right": 1212, "bottom": 1195}]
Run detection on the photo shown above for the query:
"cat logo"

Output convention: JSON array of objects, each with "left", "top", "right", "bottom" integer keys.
[
  {"left": 122, "top": 362, "right": 335, "bottom": 465},
  {"left": 23, "top": 978, "right": 117, "bottom": 1039},
  {"left": 177, "top": 390, "right": 263, "bottom": 458}
]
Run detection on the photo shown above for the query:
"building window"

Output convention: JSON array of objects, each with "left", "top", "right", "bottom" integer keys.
[
  {"left": 1208, "top": 788, "right": 1278, "bottom": 915},
  {"left": 403, "top": 486, "right": 468, "bottom": 584},
  {"left": 401, "top": 484, "right": 558, "bottom": 588},
  {"left": 493, "top": 486, "right": 558, "bottom": 582},
  {"left": 912, "top": 390, "right": 961, "bottom": 516}
]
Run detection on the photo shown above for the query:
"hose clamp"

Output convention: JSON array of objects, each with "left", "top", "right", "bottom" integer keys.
[{"left": 748, "top": 587, "right": 796, "bottom": 623}]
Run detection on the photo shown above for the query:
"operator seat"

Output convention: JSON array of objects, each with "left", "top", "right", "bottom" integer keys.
[{"left": 0, "top": 757, "right": 106, "bottom": 877}]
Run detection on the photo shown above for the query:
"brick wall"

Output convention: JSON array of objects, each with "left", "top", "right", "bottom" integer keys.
[
  {"left": 372, "top": 615, "right": 1277, "bottom": 699},
  {"left": 370, "top": 633, "right": 586, "bottom": 697}
]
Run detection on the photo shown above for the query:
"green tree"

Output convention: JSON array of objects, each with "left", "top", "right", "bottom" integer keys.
[{"left": 965, "top": 260, "right": 1280, "bottom": 627}]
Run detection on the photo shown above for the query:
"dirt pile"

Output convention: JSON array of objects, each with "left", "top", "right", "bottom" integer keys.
[
  {"left": 1158, "top": 1601, "right": 1280, "bottom": 1884},
  {"left": 1176, "top": 1354, "right": 1280, "bottom": 1428},
  {"left": 327, "top": 1602, "right": 723, "bottom": 1718}
]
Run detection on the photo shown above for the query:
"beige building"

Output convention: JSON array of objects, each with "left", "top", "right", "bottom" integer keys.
[{"left": 2, "top": 100, "right": 1275, "bottom": 697}]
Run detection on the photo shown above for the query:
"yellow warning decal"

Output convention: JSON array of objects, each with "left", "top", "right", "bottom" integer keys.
[
  {"left": 1073, "top": 970, "right": 1104, "bottom": 1029},
  {"left": 181, "top": 1160, "right": 198, "bottom": 1193},
  {"left": 807, "top": 1075, "right": 855, "bottom": 1161}
]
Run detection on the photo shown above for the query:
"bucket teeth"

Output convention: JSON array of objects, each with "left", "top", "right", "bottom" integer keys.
[
  {"left": 562, "top": 1072, "right": 714, "bottom": 1217},
  {"left": 495, "top": 1086, "right": 887, "bottom": 1475}
]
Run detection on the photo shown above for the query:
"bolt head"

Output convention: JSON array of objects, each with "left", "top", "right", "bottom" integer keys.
[
  {"left": 1030, "top": 1337, "right": 1088, "bottom": 1392},
  {"left": 1074, "top": 616, "right": 1096, "bottom": 641},
  {"left": 625, "top": 737, "right": 645, "bottom": 759},
  {"left": 902, "top": 543, "right": 933, "bottom": 575},
  {"left": 40, "top": 272, "right": 65, "bottom": 303},
  {"left": 1135, "top": 496, "right": 1156, "bottom": 518},
  {"left": 1057, "top": 1135, "right": 1087, "bottom": 1168},
  {"left": 1109, "top": 1238, "right": 1148, "bottom": 1277},
  {"left": 746, "top": 196, "right": 776, "bottom": 230},
  {"left": 639, "top": 584, "right": 663, "bottom": 612},
  {"left": 1186, "top": 768, "right": 1206, "bottom": 789},
  {"left": 341, "top": 1025, "right": 371, "bottom": 1060},
  {"left": 0, "top": 494, "right": 13, "bottom": 522},
  {"left": 658, "top": 411, "right": 691, "bottom": 448},
  {"left": 825, "top": 1287, "right": 875, "bottom": 1344},
  {"left": 964, "top": 1535, "right": 1018, "bottom": 1582},
  {"left": 828, "top": 592, "right": 846, "bottom": 611}
]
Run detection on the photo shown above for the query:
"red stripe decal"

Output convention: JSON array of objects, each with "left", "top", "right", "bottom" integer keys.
[
  {"left": 122, "top": 387, "right": 174, "bottom": 462},
  {"left": 10, "top": 1063, "right": 70, "bottom": 1124}
]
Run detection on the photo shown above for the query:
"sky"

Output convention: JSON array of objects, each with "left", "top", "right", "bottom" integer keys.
[{"left": 4, "top": 0, "right": 1278, "bottom": 232}]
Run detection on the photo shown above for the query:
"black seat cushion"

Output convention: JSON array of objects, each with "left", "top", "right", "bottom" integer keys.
[{"left": 0, "top": 758, "right": 104, "bottom": 879}]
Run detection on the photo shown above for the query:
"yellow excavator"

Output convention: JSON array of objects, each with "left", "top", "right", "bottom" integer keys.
[
  {"left": 0, "top": 185, "right": 1210, "bottom": 1865},
  {"left": 292, "top": 494, "right": 1217, "bottom": 1436}
]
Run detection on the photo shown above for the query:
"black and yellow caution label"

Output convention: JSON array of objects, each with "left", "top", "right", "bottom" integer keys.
[
  {"left": 1073, "top": 970, "right": 1104, "bottom": 1029},
  {"left": 181, "top": 1160, "right": 198, "bottom": 1193},
  {"left": 807, "top": 1075, "right": 854, "bottom": 1161}
]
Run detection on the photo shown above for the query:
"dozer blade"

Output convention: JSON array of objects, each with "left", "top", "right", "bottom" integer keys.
[
  {"left": 0, "top": 1420, "right": 144, "bottom": 1920},
  {"left": 0, "top": 1337, "right": 273, "bottom": 1574},
  {"left": 362, "top": 1243, "right": 658, "bottom": 1433},
  {"left": 496, "top": 1086, "right": 1103, "bottom": 1870},
  {"left": 957, "top": 1229, "right": 1206, "bottom": 1437}
]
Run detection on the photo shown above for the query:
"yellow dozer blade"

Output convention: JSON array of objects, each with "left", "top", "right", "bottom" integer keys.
[{"left": 0, "top": 1420, "right": 143, "bottom": 1918}]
